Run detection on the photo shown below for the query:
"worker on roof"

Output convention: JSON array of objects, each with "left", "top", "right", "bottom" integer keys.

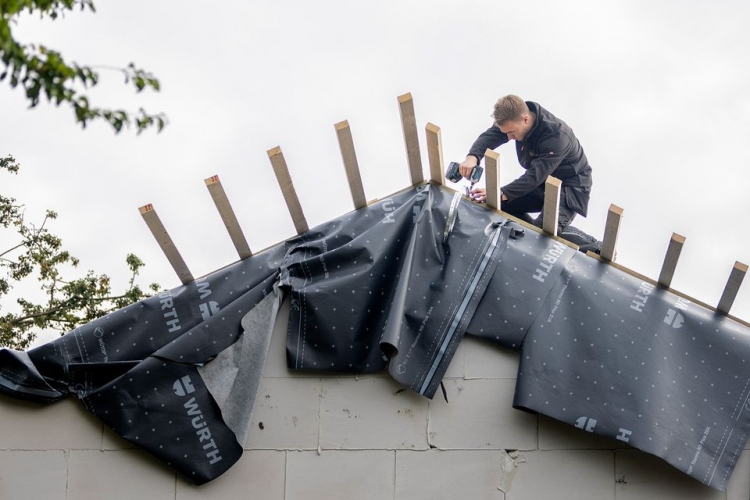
[{"left": 461, "top": 95, "right": 593, "bottom": 234}]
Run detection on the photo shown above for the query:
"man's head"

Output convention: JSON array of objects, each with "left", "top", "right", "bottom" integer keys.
[{"left": 493, "top": 95, "right": 534, "bottom": 141}]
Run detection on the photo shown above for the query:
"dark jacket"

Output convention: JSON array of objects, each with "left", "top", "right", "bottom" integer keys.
[{"left": 468, "top": 102, "right": 593, "bottom": 216}]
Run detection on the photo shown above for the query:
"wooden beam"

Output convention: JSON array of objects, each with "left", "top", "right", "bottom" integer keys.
[
  {"left": 600, "top": 204, "right": 624, "bottom": 262},
  {"left": 138, "top": 204, "right": 193, "bottom": 284},
  {"left": 334, "top": 120, "right": 367, "bottom": 210},
  {"left": 425, "top": 122, "right": 444, "bottom": 186},
  {"left": 398, "top": 93, "right": 424, "bottom": 185},
  {"left": 542, "top": 176, "right": 561, "bottom": 236},
  {"left": 717, "top": 261, "right": 748, "bottom": 315},
  {"left": 204, "top": 175, "right": 252, "bottom": 260},
  {"left": 484, "top": 149, "right": 500, "bottom": 210},
  {"left": 657, "top": 233, "right": 685, "bottom": 288},
  {"left": 267, "top": 146, "right": 309, "bottom": 235}
]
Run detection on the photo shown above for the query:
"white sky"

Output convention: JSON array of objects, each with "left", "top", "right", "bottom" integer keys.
[{"left": 2, "top": 0, "right": 750, "bottom": 347}]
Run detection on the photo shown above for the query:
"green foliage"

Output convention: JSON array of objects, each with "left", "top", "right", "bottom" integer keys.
[
  {"left": 0, "top": 1, "right": 166, "bottom": 133},
  {"left": 1, "top": 155, "right": 160, "bottom": 349}
]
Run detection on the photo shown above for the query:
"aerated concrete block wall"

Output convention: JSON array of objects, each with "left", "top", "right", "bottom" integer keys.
[{"left": 2, "top": 298, "right": 750, "bottom": 499}]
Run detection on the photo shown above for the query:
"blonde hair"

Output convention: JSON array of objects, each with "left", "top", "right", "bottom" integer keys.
[{"left": 492, "top": 95, "right": 529, "bottom": 126}]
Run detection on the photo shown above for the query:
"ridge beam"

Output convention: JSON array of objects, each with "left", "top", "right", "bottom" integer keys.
[
  {"left": 657, "top": 233, "right": 685, "bottom": 288},
  {"left": 398, "top": 93, "right": 424, "bottom": 185},
  {"left": 717, "top": 261, "right": 748, "bottom": 315},
  {"left": 139, "top": 204, "right": 194, "bottom": 284},
  {"left": 425, "top": 122, "right": 444, "bottom": 186},
  {"left": 267, "top": 146, "right": 309, "bottom": 235},
  {"left": 204, "top": 175, "right": 252, "bottom": 260},
  {"left": 484, "top": 149, "right": 500, "bottom": 210},
  {"left": 601, "top": 204, "right": 624, "bottom": 262},
  {"left": 542, "top": 176, "right": 561, "bottom": 236},
  {"left": 334, "top": 120, "right": 367, "bottom": 210}
]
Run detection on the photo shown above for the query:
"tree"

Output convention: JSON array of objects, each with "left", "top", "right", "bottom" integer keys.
[
  {"left": 0, "top": 0, "right": 166, "bottom": 133},
  {"left": 1, "top": 155, "right": 160, "bottom": 349}
]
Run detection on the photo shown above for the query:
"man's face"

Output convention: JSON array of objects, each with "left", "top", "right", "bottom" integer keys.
[{"left": 498, "top": 115, "right": 531, "bottom": 141}]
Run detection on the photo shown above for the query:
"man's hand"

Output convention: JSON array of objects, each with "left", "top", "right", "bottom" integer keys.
[
  {"left": 459, "top": 156, "right": 478, "bottom": 179},
  {"left": 469, "top": 188, "right": 508, "bottom": 204},
  {"left": 469, "top": 187, "right": 486, "bottom": 203}
]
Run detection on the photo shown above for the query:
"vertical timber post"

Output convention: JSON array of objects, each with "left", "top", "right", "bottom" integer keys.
[
  {"left": 717, "top": 261, "right": 748, "bottom": 315},
  {"left": 267, "top": 146, "right": 309, "bottom": 235},
  {"left": 138, "top": 204, "right": 194, "bottom": 284},
  {"left": 542, "top": 176, "right": 561, "bottom": 236},
  {"left": 334, "top": 120, "right": 367, "bottom": 210},
  {"left": 398, "top": 93, "right": 424, "bottom": 185},
  {"left": 600, "top": 204, "right": 624, "bottom": 262},
  {"left": 425, "top": 122, "right": 444, "bottom": 185},
  {"left": 204, "top": 175, "right": 252, "bottom": 260},
  {"left": 657, "top": 233, "right": 685, "bottom": 288},
  {"left": 484, "top": 149, "right": 500, "bottom": 210}
]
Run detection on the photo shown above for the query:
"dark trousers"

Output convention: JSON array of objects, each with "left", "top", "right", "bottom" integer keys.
[{"left": 502, "top": 186, "right": 577, "bottom": 233}]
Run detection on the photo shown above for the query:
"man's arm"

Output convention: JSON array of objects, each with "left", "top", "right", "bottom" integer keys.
[
  {"left": 459, "top": 125, "right": 509, "bottom": 178},
  {"left": 501, "top": 135, "right": 569, "bottom": 201},
  {"left": 467, "top": 125, "right": 509, "bottom": 162}
]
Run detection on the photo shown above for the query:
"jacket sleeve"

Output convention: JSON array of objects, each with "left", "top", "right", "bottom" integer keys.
[
  {"left": 467, "top": 125, "right": 509, "bottom": 161},
  {"left": 501, "top": 133, "right": 569, "bottom": 201}
]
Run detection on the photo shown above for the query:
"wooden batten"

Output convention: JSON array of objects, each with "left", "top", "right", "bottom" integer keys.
[
  {"left": 657, "top": 233, "right": 685, "bottom": 288},
  {"left": 334, "top": 120, "right": 367, "bottom": 210},
  {"left": 717, "top": 261, "right": 748, "bottom": 315},
  {"left": 484, "top": 149, "right": 500, "bottom": 210},
  {"left": 398, "top": 93, "right": 424, "bottom": 185},
  {"left": 542, "top": 176, "right": 562, "bottom": 236},
  {"left": 204, "top": 175, "right": 252, "bottom": 260},
  {"left": 425, "top": 122, "right": 444, "bottom": 186},
  {"left": 600, "top": 204, "right": 624, "bottom": 262},
  {"left": 267, "top": 146, "right": 309, "bottom": 235},
  {"left": 138, "top": 204, "right": 194, "bottom": 284}
]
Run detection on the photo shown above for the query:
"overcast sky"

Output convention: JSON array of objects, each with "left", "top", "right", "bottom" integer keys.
[{"left": 3, "top": 0, "right": 750, "bottom": 347}]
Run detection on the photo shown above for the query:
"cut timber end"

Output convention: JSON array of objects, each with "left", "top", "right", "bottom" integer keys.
[
  {"left": 542, "top": 176, "right": 562, "bottom": 236},
  {"left": 334, "top": 120, "right": 367, "bottom": 210},
  {"left": 657, "top": 233, "right": 685, "bottom": 288},
  {"left": 397, "top": 92, "right": 424, "bottom": 186},
  {"left": 717, "top": 261, "right": 748, "bottom": 315},
  {"left": 425, "top": 122, "right": 444, "bottom": 186},
  {"left": 138, "top": 204, "right": 194, "bottom": 284},
  {"left": 484, "top": 149, "right": 500, "bottom": 210},
  {"left": 266, "top": 146, "right": 309, "bottom": 235},
  {"left": 600, "top": 204, "right": 624, "bottom": 262},
  {"left": 204, "top": 175, "right": 253, "bottom": 260}
]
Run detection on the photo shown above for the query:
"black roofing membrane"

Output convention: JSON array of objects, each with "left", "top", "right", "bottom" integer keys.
[{"left": 1, "top": 184, "right": 748, "bottom": 490}]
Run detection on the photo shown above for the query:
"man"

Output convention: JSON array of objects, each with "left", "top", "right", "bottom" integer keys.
[{"left": 460, "top": 95, "right": 593, "bottom": 234}]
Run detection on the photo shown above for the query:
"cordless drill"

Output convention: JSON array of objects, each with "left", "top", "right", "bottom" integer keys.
[{"left": 445, "top": 161, "right": 483, "bottom": 197}]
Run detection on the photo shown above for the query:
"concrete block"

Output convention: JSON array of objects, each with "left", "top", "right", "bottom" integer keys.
[
  {"left": 463, "top": 335, "right": 519, "bottom": 379},
  {"left": 615, "top": 449, "right": 724, "bottom": 499},
  {"left": 507, "top": 450, "right": 614, "bottom": 500},
  {"left": 247, "top": 378, "right": 321, "bottom": 450},
  {"left": 320, "top": 378, "right": 429, "bottom": 450},
  {"left": 286, "top": 450, "right": 395, "bottom": 500},
  {"left": 0, "top": 450, "right": 67, "bottom": 500},
  {"left": 538, "top": 414, "right": 625, "bottom": 450},
  {"left": 67, "top": 450, "right": 176, "bottom": 500},
  {"left": 727, "top": 449, "right": 750, "bottom": 500},
  {"left": 395, "top": 450, "right": 507, "bottom": 500},
  {"left": 428, "top": 379, "right": 537, "bottom": 450},
  {"left": 0, "top": 395, "right": 102, "bottom": 450},
  {"left": 177, "top": 450, "right": 285, "bottom": 500}
]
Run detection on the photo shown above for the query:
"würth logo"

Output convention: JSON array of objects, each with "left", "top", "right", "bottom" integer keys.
[
  {"left": 173, "top": 375, "right": 196, "bottom": 396},
  {"left": 664, "top": 309, "right": 684, "bottom": 329}
]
